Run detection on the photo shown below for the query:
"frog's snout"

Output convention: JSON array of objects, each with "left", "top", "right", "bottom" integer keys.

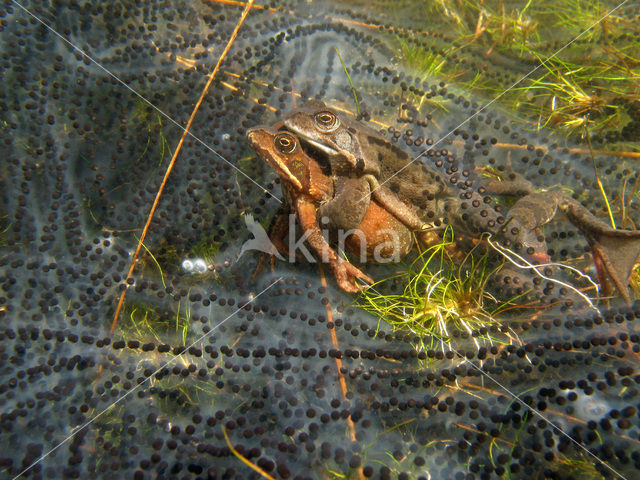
[
  {"left": 246, "top": 127, "right": 259, "bottom": 143},
  {"left": 246, "top": 127, "right": 269, "bottom": 148}
]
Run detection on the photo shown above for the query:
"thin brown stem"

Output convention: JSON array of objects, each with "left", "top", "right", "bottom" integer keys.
[
  {"left": 222, "top": 426, "right": 277, "bottom": 480},
  {"left": 317, "top": 265, "right": 360, "bottom": 436},
  {"left": 108, "top": 0, "right": 255, "bottom": 336}
]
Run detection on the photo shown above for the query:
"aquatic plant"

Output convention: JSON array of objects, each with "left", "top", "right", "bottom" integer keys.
[{"left": 357, "top": 227, "right": 516, "bottom": 355}]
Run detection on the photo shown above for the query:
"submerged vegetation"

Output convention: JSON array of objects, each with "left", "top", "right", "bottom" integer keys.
[
  {"left": 357, "top": 227, "right": 514, "bottom": 354},
  {"left": 392, "top": 0, "right": 640, "bottom": 145}
]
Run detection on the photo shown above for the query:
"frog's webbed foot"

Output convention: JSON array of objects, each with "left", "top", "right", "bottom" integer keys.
[
  {"left": 590, "top": 236, "right": 640, "bottom": 304},
  {"left": 559, "top": 198, "right": 640, "bottom": 304},
  {"left": 330, "top": 257, "right": 374, "bottom": 293}
]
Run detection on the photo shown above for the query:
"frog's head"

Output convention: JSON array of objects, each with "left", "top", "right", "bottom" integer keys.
[
  {"left": 282, "top": 102, "right": 357, "bottom": 161},
  {"left": 246, "top": 126, "right": 305, "bottom": 192}
]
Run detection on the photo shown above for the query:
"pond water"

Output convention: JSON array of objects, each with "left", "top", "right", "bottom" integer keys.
[{"left": 2, "top": 1, "right": 640, "bottom": 479}]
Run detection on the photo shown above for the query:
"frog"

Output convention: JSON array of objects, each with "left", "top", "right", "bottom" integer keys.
[
  {"left": 283, "top": 101, "right": 640, "bottom": 303},
  {"left": 246, "top": 126, "right": 414, "bottom": 292},
  {"left": 485, "top": 171, "right": 640, "bottom": 304},
  {"left": 281, "top": 101, "right": 455, "bottom": 234}
]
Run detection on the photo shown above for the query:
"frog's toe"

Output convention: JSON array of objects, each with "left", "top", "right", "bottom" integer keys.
[
  {"left": 251, "top": 252, "right": 280, "bottom": 281},
  {"left": 333, "top": 260, "right": 373, "bottom": 292},
  {"left": 337, "top": 279, "right": 366, "bottom": 293}
]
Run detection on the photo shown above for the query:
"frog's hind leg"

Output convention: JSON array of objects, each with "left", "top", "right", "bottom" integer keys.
[
  {"left": 297, "top": 198, "right": 373, "bottom": 292},
  {"left": 504, "top": 192, "right": 562, "bottom": 262},
  {"left": 365, "top": 175, "right": 433, "bottom": 232},
  {"left": 482, "top": 169, "right": 536, "bottom": 197},
  {"left": 485, "top": 189, "right": 559, "bottom": 301},
  {"left": 559, "top": 197, "right": 640, "bottom": 304}
]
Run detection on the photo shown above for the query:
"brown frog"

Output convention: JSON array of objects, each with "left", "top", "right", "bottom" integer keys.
[
  {"left": 246, "top": 126, "right": 414, "bottom": 292},
  {"left": 282, "top": 100, "right": 455, "bottom": 233},
  {"left": 268, "top": 101, "right": 639, "bottom": 302},
  {"left": 485, "top": 171, "right": 640, "bottom": 304}
]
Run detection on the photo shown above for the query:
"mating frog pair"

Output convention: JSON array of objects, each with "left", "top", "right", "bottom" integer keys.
[
  {"left": 247, "top": 126, "right": 413, "bottom": 292},
  {"left": 247, "top": 101, "right": 640, "bottom": 303}
]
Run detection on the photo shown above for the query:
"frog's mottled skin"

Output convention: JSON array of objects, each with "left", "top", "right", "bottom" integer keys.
[
  {"left": 486, "top": 172, "right": 640, "bottom": 304},
  {"left": 247, "top": 126, "right": 414, "bottom": 292},
  {"left": 282, "top": 101, "right": 454, "bottom": 233}
]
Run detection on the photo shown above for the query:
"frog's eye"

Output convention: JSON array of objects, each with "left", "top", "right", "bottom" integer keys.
[
  {"left": 274, "top": 133, "right": 297, "bottom": 154},
  {"left": 314, "top": 111, "right": 339, "bottom": 132}
]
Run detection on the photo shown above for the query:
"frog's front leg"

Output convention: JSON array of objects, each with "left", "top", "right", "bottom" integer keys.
[
  {"left": 267, "top": 204, "right": 291, "bottom": 249},
  {"left": 318, "top": 176, "right": 370, "bottom": 232},
  {"left": 296, "top": 197, "right": 373, "bottom": 292},
  {"left": 364, "top": 175, "right": 433, "bottom": 232}
]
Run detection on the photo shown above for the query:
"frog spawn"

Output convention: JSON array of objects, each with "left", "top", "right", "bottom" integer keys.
[
  {"left": 1, "top": 1, "right": 640, "bottom": 479},
  {"left": 3, "top": 287, "right": 640, "bottom": 479}
]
